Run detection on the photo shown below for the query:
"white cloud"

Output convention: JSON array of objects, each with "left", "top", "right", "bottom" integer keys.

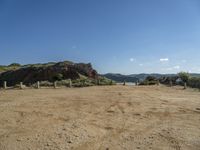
[
  {"left": 139, "top": 64, "right": 143, "bottom": 66},
  {"left": 160, "top": 58, "right": 169, "bottom": 62},
  {"left": 129, "top": 58, "right": 135, "bottom": 62},
  {"left": 173, "top": 65, "right": 180, "bottom": 69}
]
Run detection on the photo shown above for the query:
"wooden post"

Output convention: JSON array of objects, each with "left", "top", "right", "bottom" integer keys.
[
  {"left": 123, "top": 80, "right": 126, "bottom": 86},
  {"left": 184, "top": 82, "right": 187, "bottom": 89},
  {"left": 69, "top": 79, "right": 72, "bottom": 87},
  {"left": 37, "top": 81, "right": 40, "bottom": 89},
  {"left": 54, "top": 81, "right": 57, "bottom": 89},
  {"left": 83, "top": 80, "right": 86, "bottom": 86},
  {"left": 136, "top": 82, "right": 138, "bottom": 86},
  {"left": 97, "top": 79, "right": 100, "bottom": 85},
  {"left": 3, "top": 81, "right": 7, "bottom": 89},
  {"left": 157, "top": 80, "right": 160, "bottom": 86},
  {"left": 20, "top": 82, "right": 23, "bottom": 89},
  {"left": 170, "top": 80, "right": 172, "bottom": 87}
]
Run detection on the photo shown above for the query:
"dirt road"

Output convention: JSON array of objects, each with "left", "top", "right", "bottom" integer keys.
[{"left": 0, "top": 85, "right": 200, "bottom": 150}]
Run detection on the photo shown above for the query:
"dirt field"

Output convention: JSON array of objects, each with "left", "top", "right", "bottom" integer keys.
[{"left": 0, "top": 85, "right": 200, "bottom": 150}]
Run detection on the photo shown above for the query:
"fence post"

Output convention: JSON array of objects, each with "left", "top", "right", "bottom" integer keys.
[
  {"left": 184, "top": 82, "right": 187, "bottom": 89},
  {"left": 69, "top": 79, "right": 72, "bottom": 87},
  {"left": 123, "top": 80, "right": 126, "bottom": 86},
  {"left": 97, "top": 79, "right": 100, "bottom": 85},
  {"left": 170, "top": 80, "right": 172, "bottom": 87},
  {"left": 157, "top": 80, "right": 160, "bottom": 86},
  {"left": 54, "top": 81, "right": 57, "bottom": 89},
  {"left": 37, "top": 81, "right": 40, "bottom": 89},
  {"left": 20, "top": 82, "right": 23, "bottom": 89},
  {"left": 3, "top": 81, "right": 7, "bottom": 89}
]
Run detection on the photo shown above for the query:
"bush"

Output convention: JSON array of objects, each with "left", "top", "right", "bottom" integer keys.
[
  {"left": 53, "top": 73, "right": 63, "bottom": 81},
  {"left": 56, "top": 80, "right": 71, "bottom": 87},
  {"left": 178, "top": 72, "right": 190, "bottom": 83},
  {"left": 40, "top": 81, "right": 53, "bottom": 87},
  {"left": 159, "top": 76, "right": 179, "bottom": 86},
  {"left": 139, "top": 76, "right": 158, "bottom": 85},
  {"left": 72, "top": 78, "right": 95, "bottom": 87},
  {"left": 97, "top": 77, "right": 116, "bottom": 85},
  {"left": 139, "top": 80, "right": 158, "bottom": 85},
  {"left": 146, "top": 76, "right": 157, "bottom": 81},
  {"left": 188, "top": 77, "right": 200, "bottom": 89}
]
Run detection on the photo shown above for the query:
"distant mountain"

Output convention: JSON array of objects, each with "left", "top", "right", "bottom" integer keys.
[
  {"left": 103, "top": 73, "right": 200, "bottom": 83},
  {"left": 190, "top": 73, "right": 200, "bottom": 78},
  {"left": 103, "top": 73, "right": 139, "bottom": 82},
  {"left": 130, "top": 73, "right": 176, "bottom": 81}
]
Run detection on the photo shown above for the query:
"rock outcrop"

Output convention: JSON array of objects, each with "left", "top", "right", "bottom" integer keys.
[{"left": 0, "top": 61, "right": 98, "bottom": 86}]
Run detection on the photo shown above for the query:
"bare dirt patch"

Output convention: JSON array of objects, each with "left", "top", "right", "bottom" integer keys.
[{"left": 0, "top": 85, "right": 200, "bottom": 150}]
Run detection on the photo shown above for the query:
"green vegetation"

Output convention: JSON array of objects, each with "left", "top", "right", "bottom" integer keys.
[
  {"left": 139, "top": 76, "right": 158, "bottom": 85},
  {"left": 8, "top": 63, "right": 21, "bottom": 67},
  {"left": 0, "top": 63, "right": 21, "bottom": 72},
  {"left": 53, "top": 73, "right": 64, "bottom": 81},
  {"left": 188, "top": 77, "right": 200, "bottom": 89},
  {"left": 72, "top": 76, "right": 116, "bottom": 87},
  {"left": 178, "top": 72, "right": 190, "bottom": 83},
  {"left": 176, "top": 72, "right": 200, "bottom": 90},
  {"left": 29, "top": 77, "right": 115, "bottom": 88}
]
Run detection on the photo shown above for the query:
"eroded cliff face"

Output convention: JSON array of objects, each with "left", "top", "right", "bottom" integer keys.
[{"left": 0, "top": 61, "right": 98, "bottom": 86}]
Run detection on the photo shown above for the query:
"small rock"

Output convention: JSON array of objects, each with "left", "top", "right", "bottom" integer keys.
[
  {"left": 17, "top": 139, "right": 21, "bottom": 142},
  {"left": 67, "top": 140, "right": 72, "bottom": 143}
]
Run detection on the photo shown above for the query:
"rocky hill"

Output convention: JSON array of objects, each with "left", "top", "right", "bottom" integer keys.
[{"left": 0, "top": 61, "right": 98, "bottom": 86}]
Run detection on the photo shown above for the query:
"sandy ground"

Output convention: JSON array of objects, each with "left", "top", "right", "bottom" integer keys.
[{"left": 0, "top": 85, "right": 200, "bottom": 150}]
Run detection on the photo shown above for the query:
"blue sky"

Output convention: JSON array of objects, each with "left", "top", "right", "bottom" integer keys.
[{"left": 0, "top": 0, "right": 200, "bottom": 74}]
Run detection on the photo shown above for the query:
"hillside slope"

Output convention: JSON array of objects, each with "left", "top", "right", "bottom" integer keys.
[{"left": 0, "top": 61, "right": 98, "bottom": 86}]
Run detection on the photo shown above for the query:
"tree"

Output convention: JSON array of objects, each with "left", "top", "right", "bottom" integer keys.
[
  {"left": 178, "top": 72, "right": 190, "bottom": 83},
  {"left": 178, "top": 72, "right": 190, "bottom": 89}
]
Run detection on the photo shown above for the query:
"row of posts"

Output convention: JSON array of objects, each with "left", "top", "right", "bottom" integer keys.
[
  {"left": 122, "top": 80, "right": 187, "bottom": 89},
  {"left": 2, "top": 80, "right": 187, "bottom": 89},
  {"left": 2, "top": 79, "right": 72, "bottom": 89},
  {"left": 123, "top": 80, "right": 160, "bottom": 86}
]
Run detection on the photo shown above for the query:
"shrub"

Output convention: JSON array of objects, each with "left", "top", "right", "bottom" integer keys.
[
  {"left": 178, "top": 72, "right": 190, "bottom": 83},
  {"left": 188, "top": 77, "right": 200, "bottom": 89},
  {"left": 56, "top": 80, "right": 72, "bottom": 87},
  {"left": 72, "top": 78, "right": 95, "bottom": 87},
  {"left": 139, "top": 76, "right": 158, "bottom": 85},
  {"left": 146, "top": 76, "right": 157, "bottom": 81},
  {"left": 159, "top": 76, "right": 179, "bottom": 86},
  {"left": 53, "top": 73, "right": 63, "bottom": 81},
  {"left": 40, "top": 81, "right": 53, "bottom": 87},
  {"left": 97, "top": 77, "right": 116, "bottom": 85},
  {"left": 139, "top": 80, "right": 158, "bottom": 85}
]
